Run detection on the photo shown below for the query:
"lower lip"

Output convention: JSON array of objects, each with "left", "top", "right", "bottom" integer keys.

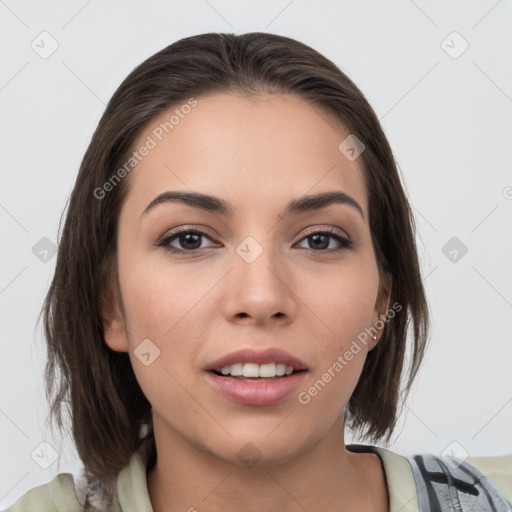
[{"left": 205, "top": 371, "right": 308, "bottom": 406}]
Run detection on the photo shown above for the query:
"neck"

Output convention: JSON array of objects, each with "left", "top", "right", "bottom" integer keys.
[{"left": 146, "top": 414, "right": 388, "bottom": 512}]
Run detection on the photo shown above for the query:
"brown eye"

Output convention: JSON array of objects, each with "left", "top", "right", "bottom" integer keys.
[
  {"left": 296, "top": 229, "right": 353, "bottom": 252},
  {"left": 158, "top": 229, "right": 218, "bottom": 253},
  {"left": 157, "top": 227, "right": 353, "bottom": 255}
]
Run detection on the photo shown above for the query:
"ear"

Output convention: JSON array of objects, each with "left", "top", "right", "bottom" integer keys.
[
  {"left": 369, "top": 271, "right": 393, "bottom": 350},
  {"left": 100, "top": 276, "right": 129, "bottom": 353}
]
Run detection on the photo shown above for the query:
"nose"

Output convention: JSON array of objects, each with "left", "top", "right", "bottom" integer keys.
[{"left": 221, "top": 241, "right": 298, "bottom": 327}]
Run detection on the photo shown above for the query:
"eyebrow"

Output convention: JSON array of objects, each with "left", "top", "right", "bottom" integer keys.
[{"left": 142, "top": 190, "right": 365, "bottom": 220}]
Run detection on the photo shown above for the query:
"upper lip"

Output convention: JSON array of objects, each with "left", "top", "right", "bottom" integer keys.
[{"left": 205, "top": 347, "right": 309, "bottom": 373}]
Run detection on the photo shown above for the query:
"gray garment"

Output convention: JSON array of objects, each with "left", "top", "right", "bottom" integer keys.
[{"left": 407, "top": 453, "right": 511, "bottom": 511}]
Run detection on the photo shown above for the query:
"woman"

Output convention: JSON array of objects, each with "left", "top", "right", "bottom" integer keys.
[{"left": 4, "top": 32, "right": 511, "bottom": 512}]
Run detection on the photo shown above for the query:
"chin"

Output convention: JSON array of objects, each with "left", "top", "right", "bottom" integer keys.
[{"left": 204, "top": 430, "right": 311, "bottom": 468}]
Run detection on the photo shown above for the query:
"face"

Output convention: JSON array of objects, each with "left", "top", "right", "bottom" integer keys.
[{"left": 103, "top": 92, "right": 390, "bottom": 465}]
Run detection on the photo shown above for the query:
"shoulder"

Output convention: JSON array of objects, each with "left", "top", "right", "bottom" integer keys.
[
  {"left": 2, "top": 473, "right": 80, "bottom": 512},
  {"left": 2, "top": 444, "right": 151, "bottom": 512},
  {"left": 1, "top": 472, "right": 122, "bottom": 512},
  {"left": 403, "top": 450, "right": 512, "bottom": 511},
  {"left": 348, "top": 444, "right": 512, "bottom": 511},
  {"left": 2, "top": 447, "right": 152, "bottom": 512},
  {"left": 466, "top": 453, "right": 512, "bottom": 506}
]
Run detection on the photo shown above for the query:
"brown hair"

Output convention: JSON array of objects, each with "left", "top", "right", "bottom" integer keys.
[{"left": 41, "top": 32, "right": 429, "bottom": 509}]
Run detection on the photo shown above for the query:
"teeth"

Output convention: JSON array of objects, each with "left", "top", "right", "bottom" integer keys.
[
  {"left": 259, "top": 363, "right": 276, "bottom": 377},
  {"left": 218, "top": 363, "right": 297, "bottom": 378},
  {"left": 229, "top": 363, "right": 243, "bottom": 376},
  {"left": 243, "top": 363, "right": 260, "bottom": 377}
]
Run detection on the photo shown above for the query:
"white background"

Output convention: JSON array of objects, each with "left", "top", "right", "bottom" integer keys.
[{"left": 1, "top": 0, "right": 511, "bottom": 508}]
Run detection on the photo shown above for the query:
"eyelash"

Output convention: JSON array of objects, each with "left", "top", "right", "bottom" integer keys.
[{"left": 156, "top": 227, "right": 354, "bottom": 255}]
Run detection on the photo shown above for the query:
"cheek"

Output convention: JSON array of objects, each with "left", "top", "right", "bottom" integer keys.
[
  {"left": 116, "top": 244, "right": 219, "bottom": 384},
  {"left": 117, "top": 241, "right": 209, "bottom": 340},
  {"left": 116, "top": 253, "right": 210, "bottom": 412},
  {"left": 296, "top": 277, "right": 375, "bottom": 420},
  {"left": 299, "top": 257, "right": 379, "bottom": 351},
  {"left": 288, "top": 257, "right": 379, "bottom": 414}
]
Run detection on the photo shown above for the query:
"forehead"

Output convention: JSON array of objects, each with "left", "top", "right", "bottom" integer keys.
[{"left": 123, "top": 92, "right": 368, "bottom": 217}]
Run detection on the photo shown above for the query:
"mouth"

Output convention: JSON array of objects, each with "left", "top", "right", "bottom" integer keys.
[
  {"left": 204, "top": 348, "right": 309, "bottom": 405},
  {"left": 205, "top": 347, "right": 309, "bottom": 375},
  {"left": 209, "top": 364, "right": 307, "bottom": 381},
  {"left": 205, "top": 366, "right": 309, "bottom": 406}
]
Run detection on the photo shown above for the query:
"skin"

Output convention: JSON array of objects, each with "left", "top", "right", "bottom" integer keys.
[{"left": 103, "top": 92, "right": 392, "bottom": 512}]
